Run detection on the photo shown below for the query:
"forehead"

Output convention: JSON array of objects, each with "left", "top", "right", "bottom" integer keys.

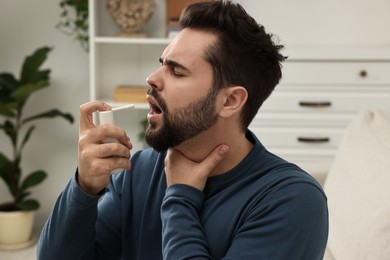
[{"left": 162, "top": 28, "right": 217, "bottom": 70}]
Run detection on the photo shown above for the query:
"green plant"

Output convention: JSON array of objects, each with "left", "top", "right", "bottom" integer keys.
[
  {"left": 0, "top": 46, "right": 74, "bottom": 211},
  {"left": 57, "top": 0, "right": 89, "bottom": 52}
]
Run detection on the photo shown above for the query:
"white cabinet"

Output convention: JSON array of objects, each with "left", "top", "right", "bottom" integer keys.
[
  {"left": 250, "top": 47, "right": 390, "bottom": 184},
  {"left": 89, "top": 1, "right": 390, "bottom": 183}
]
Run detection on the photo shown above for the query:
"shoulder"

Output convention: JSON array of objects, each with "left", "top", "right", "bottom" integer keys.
[
  {"left": 248, "top": 130, "right": 326, "bottom": 199},
  {"left": 248, "top": 161, "right": 328, "bottom": 224},
  {"left": 245, "top": 133, "right": 327, "bottom": 218},
  {"left": 257, "top": 157, "right": 327, "bottom": 209}
]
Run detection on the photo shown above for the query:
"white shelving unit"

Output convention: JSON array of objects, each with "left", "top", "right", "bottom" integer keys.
[
  {"left": 89, "top": 0, "right": 390, "bottom": 183},
  {"left": 89, "top": 0, "right": 170, "bottom": 150},
  {"left": 89, "top": 0, "right": 170, "bottom": 102}
]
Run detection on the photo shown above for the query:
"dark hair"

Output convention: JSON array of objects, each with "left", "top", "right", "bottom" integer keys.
[{"left": 180, "top": 0, "right": 286, "bottom": 131}]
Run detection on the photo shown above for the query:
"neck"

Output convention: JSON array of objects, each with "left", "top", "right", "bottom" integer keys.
[{"left": 175, "top": 126, "right": 253, "bottom": 176}]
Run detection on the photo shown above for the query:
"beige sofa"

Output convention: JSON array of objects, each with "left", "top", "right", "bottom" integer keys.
[{"left": 322, "top": 110, "right": 390, "bottom": 260}]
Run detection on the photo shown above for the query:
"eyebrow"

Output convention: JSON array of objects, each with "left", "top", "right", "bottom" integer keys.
[{"left": 159, "top": 57, "right": 190, "bottom": 72}]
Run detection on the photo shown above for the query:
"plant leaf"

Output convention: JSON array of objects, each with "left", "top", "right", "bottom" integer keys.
[
  {"left": 23, "top": 109, "right": 74, "bottom": 124},
  {"left": 0, "top": 152, "right": 11, "bottom": 166},
  {"left": 0, "top": 73, "right": 19, "bottom": 101},
  {"left": 20, "top": 46, "right": 52, "bottom": 85},
  {"left": 29, "top": 69, "right": 51, "bottom": 85},
  {"left": 0, "top": 102, "right": 17, "bottom": 117},
  {"left": 0, "top": 152, "right": 13, "bottom": 186},
  {"left": 19, "top": 191, "right": 31, "bottom": 201},
  {"left": 16, "top": 199, "right": 40, "bottom": 211},
  {"left": 10, "top": 80, "right": 49, "bottom": 105},
  {"left": 20, "top": 170, "right": 47, "bottom": 191},
  {"left": 1, "top": 120, "right": 17, "bottom": 147},
  {"left": 20, "top": 125, "right": 35, "bottom": 151},
  {"left": 0, "top": 73, "right": 19, "bottom": 115},
  {"left": 0, "top": 152, "right": 20, "bottom": 198}
]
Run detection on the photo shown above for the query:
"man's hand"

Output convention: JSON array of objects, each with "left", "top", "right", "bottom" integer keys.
[
  {"left": 77, "top": 101, "right": 133, "bottom": 195},
  {"left": 164, "top": 145, "right": 229, "bottom": 191}
]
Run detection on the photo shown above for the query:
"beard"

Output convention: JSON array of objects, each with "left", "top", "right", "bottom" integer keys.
[{"left": 145, "top": 86, "right": 219, "bottom": 152}]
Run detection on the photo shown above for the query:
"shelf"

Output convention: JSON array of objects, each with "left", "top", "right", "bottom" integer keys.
[{"left": 94, "top": 37, "right": 172, "bottom": 45}]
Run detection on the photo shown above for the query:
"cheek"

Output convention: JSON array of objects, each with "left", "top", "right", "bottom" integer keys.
[
  {"left": 161, "top": 60, "right": 214, "bottom": 105},
  {"left": 168, "top": 83, "right": 213, "bottom": 109},
  {"left": 163, "top": 87, "right": 190, "bottom": 110}
]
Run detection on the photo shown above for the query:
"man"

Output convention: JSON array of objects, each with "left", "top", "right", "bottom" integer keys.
[{"left": 38, "top": 1, "right": 328, "bottom": 259}]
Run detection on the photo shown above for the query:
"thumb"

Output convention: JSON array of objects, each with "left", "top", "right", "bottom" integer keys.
[
  {"left": 203, "top": 144, "right": 230, "bottom": 172},
  {"left": 79, "top": 101, "right": 111, "bottom": 132}
]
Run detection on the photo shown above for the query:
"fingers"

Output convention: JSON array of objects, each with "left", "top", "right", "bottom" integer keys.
[
  {"left": 78, "top": 100, "right": 132, "bottom": 149},
  {"left": 79, "top": 101, "right": 111, "bottom": 132},
  {"left": 164, "top": 144, "right": 230, "bottom": 191},
  {"left": 86, "top": 123, "right": 133, "bottom": 149},
  {"left": 81, "top": 147, "right": 131, "bottom": 173},
  {"left": 77, "top": 101, "right": 134, "bottom": 195},
  {"left": 78, "top": 140, "right": 132, "bottom": 195},
  {"left": 95, "top": 142, "right": 132, "bottom": 159},
  {"left": 202, "top": 145, "right": 230, "bottom": 173},
  {"left": 77, "top": 152, "right": 131, "bottom": 195}
]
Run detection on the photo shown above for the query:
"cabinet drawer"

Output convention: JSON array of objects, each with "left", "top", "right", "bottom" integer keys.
[
  {"left": 253, "top": 112, "right": 353, "bottom": 127},
  {"left": 250, "top": 126, "right": 344, "bottom": 149},
  {"left": 261, "top": 90, "right": 390, "bottom": 112},
  {"left": 282, "top": 62, "right": 390, "bottom": 84}
]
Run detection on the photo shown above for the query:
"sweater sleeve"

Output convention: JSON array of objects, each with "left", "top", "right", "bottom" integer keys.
[
  {"left": 161, "top": 184, "right": 211, "bottom": 260},
  {"left": 37, "top": 171, "right": 124, "bottom": 260},
  {"left": 161, "top": 182, "right": 328, "bottom": 260},
  {"left": 223, "top": 182, "right": 328, "bottom": 260},
  {"left": 37, "top": 172, "right": 101, "bottom": 260}
]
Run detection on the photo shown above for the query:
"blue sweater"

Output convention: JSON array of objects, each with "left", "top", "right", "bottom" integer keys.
[{"left": 38, "top": 131, "right": 328, "bottom": 259}]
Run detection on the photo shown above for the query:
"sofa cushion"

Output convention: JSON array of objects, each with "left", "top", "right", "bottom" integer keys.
[
  {"left": 323, "top": 110, "right": 390, "bottom": 260},
  {"left": 323, "top": 247, "right": 335, "bottom": 260}
]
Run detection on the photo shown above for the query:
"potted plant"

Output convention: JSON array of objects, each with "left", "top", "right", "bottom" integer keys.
[{"left": 0, "top": 46, "right": 74, "bottom": 248}]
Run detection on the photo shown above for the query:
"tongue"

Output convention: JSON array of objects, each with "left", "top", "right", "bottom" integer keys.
[{"left": 153, "top": 105, "right": 162, "bottom": 114}]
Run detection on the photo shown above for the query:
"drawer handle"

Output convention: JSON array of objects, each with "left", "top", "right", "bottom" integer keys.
[
  {"left": 298, "top": 101, "right": 332, "bottom": 108},
  {"left": 360, "top": 70, "right": 367, "bottom": 78},
  {"left": 297, "top": 137, "right": 330, "bottom": 143}
]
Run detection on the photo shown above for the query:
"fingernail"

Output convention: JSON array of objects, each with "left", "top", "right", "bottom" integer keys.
[
  {"left": 219, "top": 145, "right": 229, "bottom": 155},
  {"left": 103, "top": 103, "right": 112, "bottom": 110}
]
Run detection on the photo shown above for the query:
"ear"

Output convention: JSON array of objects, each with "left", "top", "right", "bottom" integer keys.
[{"left": 219, "top": 86, "right": 248, "bottom": 118}]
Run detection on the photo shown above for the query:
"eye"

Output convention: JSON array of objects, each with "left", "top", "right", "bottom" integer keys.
[{"left": 172, "top": 68, "right": 185, "bottom": 77}]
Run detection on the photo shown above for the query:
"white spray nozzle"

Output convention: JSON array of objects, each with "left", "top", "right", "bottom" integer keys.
[
  {"left": 111, "top": 104, "right": 135, "bottom": 112},
  {"left": 98, "top": 104, "right": 135, "bottom": 124},
  {"left": 96, "top": 104, "right": 135, "bottom": 175}
]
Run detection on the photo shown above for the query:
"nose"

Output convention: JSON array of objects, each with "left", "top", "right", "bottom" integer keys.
[{"left": 146, "top": 67, "right": 162, "bottom": 91}]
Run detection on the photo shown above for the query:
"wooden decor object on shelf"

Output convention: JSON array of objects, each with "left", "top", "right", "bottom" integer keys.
[
  {"left": 106, "top": 0, "right": 156, "bottom": 37},
  {"left": 166, "top": 0, "right": 208, "bottom": 38},
  {"left": 114, "top": 85, "right": 148, "bottom": 103}
]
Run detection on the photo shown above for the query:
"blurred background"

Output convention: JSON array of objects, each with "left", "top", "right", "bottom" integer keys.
[{"left": 1, "top": 0, "right": 389, "bottom": 235}]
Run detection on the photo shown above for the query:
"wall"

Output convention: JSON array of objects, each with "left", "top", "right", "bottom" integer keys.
[
  {"left": 0, "top": 0, "right": 389, "bottom": 232},
  {"left": 0, "top": 0, "right": 89, "bottom": 230},
  {"left": 238, "top": 0, "right": 390, "bottom": 47}
]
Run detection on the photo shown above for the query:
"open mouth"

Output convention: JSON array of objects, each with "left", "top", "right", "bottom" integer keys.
[
  {"left": 151, "top": 103, "right": 162, "bottom": 114},
  {"left": 147, "top": 96, "right": 163, "bottom": 115}
]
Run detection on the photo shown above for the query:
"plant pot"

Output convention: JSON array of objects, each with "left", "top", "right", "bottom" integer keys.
[{"left": 0, "top": 210, "right": 35, "bottom": 249}]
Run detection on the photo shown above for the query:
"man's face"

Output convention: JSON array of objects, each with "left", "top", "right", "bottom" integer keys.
[{"left": 145, "top": 28, "right": 219, "bottom": 151}]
